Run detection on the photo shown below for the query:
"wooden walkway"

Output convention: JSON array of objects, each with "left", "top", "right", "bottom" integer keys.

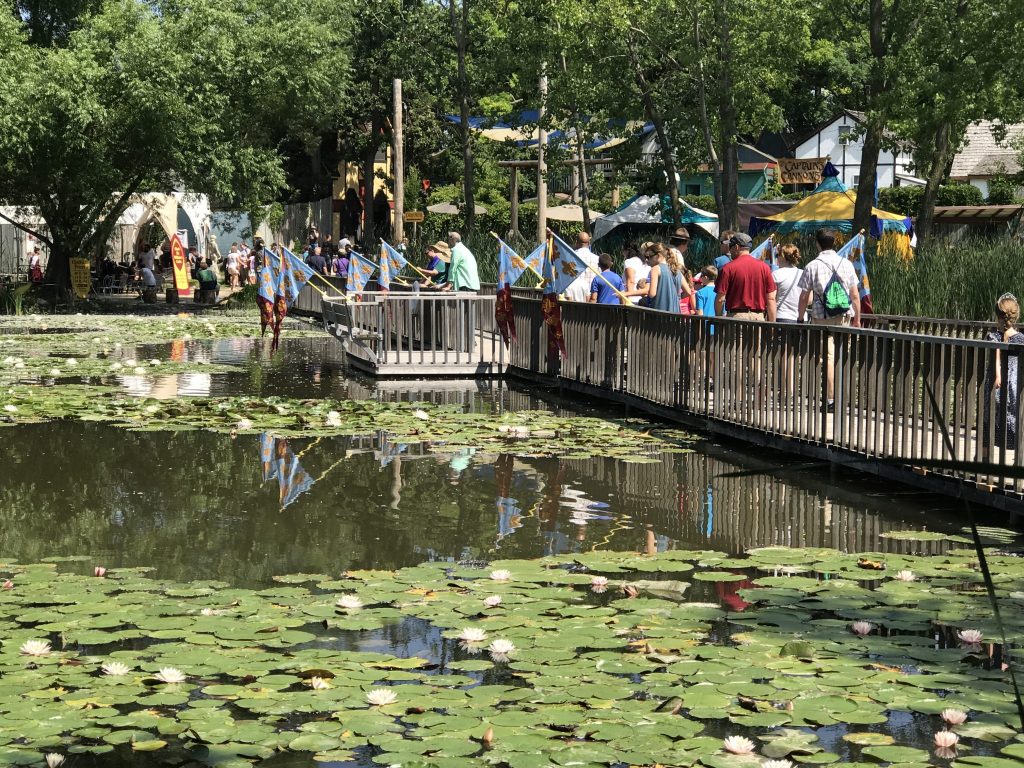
[{"left": 292, "top": 281, "right": 1024, "bottom": 513}]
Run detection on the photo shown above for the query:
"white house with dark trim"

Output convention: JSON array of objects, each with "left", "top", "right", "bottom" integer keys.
[{"left": 791, "top": 110, "right": 919, "bottom": 189}]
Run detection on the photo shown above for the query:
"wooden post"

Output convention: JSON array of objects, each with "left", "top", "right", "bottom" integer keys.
[
  {"left": 537, "top": 69, "right": 548, "bottom": 244},
  {"left": 393, "top": 78, "right": 405, "bottom": 243},
  {"left": 509, "top": 166, "right": 520, "bottom": 238}
]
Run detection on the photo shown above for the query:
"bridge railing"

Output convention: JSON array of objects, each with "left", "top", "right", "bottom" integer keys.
[{"left": 509, "top": 297, "right": 1023, "bottom": 497}]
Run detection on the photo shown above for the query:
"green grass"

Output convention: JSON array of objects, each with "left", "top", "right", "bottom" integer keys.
[{"left": 868, "top": 238, "right": 1024, "bottom": 320}]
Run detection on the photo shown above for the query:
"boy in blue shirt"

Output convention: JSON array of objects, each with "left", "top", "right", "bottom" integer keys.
[
  {"left": 589, "top": 253, "right": 625, "bottom": 305},
  {"left": 695, "top": 265, "right": 719, "bottom": 320}
]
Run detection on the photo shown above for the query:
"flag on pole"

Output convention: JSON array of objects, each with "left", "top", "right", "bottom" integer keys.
[
  {"left": 541, "top": 231, "right": 586, "bottom": 359},
  {"left": 379, "top": 242, "right": 408, "bottom": 291},
  {"left": 270, "top": 247, "right": 316, "bottom": 351},
  {"left": 751, "top": 237, "right": 775, "bottom": 267},
  {"left": 346, "top": 252, "right": 377, "bottom": 294},
  {"left": 256, "top": 262, "right": 277, "bottom": 337},
  {"left": 495, "top": 239, "right": 527, "bottom": 345},
  {"left": 838, "top": 231, "right": 872, "bottom": 313}
]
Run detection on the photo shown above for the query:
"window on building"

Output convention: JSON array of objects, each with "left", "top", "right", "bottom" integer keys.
[
  {"left": 684, "top": 184, "right": 702, "bottom": 197},
  {"left": 838, "top": 125, "right": 855, "bottom": 146},
  {"left": 852, "top": 175, "right": 861, "bottom": 187}
]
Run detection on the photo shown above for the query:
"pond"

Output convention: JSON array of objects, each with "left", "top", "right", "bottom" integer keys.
[{"left": 0, "top": 319, "right": 1021, "bottom": 768}]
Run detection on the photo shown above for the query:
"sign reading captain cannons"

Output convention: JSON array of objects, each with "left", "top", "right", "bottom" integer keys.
[
  {"left": 779, "top": 158, "right": 828, "bottom": 185},
  {"left": 169, "top": 234, "right": 192, "bottom": 297}
]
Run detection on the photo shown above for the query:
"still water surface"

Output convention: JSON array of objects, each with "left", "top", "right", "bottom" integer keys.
[{"left": 0, "top": 335, "right": 981, "bottom": 586}]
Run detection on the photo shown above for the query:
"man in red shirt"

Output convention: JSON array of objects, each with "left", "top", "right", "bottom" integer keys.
[{"left": 714, "top": 233, "right": 777, "bottom": 321}]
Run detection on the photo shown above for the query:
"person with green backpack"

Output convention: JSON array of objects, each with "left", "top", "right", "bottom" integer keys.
[{"left": 797, "top": 229, "right": 862, "bottom": 412}]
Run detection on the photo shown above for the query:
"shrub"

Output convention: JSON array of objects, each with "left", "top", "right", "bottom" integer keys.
[
  {"left": 986, "top": 176, "right": 1019, "bottom": 205},
  {"left": 936, "top": 182, "right": 984, "bottom": 207},
  {"left": 878, "top": 185, "right": 923, "bottom": 216}
]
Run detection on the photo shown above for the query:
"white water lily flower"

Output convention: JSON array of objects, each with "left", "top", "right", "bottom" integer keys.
[
  {"left": 235, "top": 418, "right": 253, "bottom": 430},
  {"left": 154, "top": 667, "right": 186, "bottom": 684},
  {"left": 200, "top": 607, "right": 225, "bottom": 616},
  {"left": 723, "top": 736, "right": 756, "bottom": 755},
  {"left": 591, "top": 576, "right": 609, "bottom": 594},
  {"left": 44, "top": 754, "right": 65, "bottom": 768},
  {"left": 123, "top": 358, "right": 137, "bottom": 367},
  {"left": 133, "top": 366, "right": 147, "bottom": 375},
  {"left": 149, "top": 359, "right": 161, "bottom": 366},
  {"left": 49, "top": 369, "right": 61, "bottom": 377},
  {"left": 325, "top": 410, "right": 343, "bottom": 427},
  {"left": 490, "top": 569, "right": 512, "bottom": 582},
  {"left": 894, "top": 570, "right": 916, "bottom": 582},
  {"left": 933, "top": 730, "right": 959, "bottom": 748},
  {"left": 109, "top": 362, "right": 123, "bottom": 371},
  {"left": 366, "top": 688, "right": 398, "bottom": 706},
  {"left": 957, "top": 629, "right": 983, "bottom": 645},
  {"left": 309, "top": 676, "right": 331, "bottom": 690},
  {"left": 19, "top": 639, "right": 51, "bottom": 656},
  {"left": 183, "top": 333, "right": 192, "bottom": 341},
  {"left": 488, "top": 638, "right": 515, "bottom": 662},
  {"left": 413, "top": 409, "right": 430, "bottom": 420},
  {"left": 101, "top": 661, "right": 132, "bottom": 676},
  {"left": 336, "top": 594, "right": 363, "bottom": 610},
  {"left": 145, "top": 405, "right": 159, "bottom": 414},
  {"left": 65, "top": 358, "right": 77, "bottom": 366},
  {"left": 940, "top": 708, "right": 968, "bottom": 726},
  {"left": 483, "top": 595, "right": 502, "bottom": 608},
  {"left": 762, "top": 761, "right": 792, "bottom": 768},
  {"left": 850, "top": 621, "right": 874, "bottom": 636},
  {"left": 458, "top": 627, "right": 488, "bottom": 643},
  {"left": 3, "top": 404, "right": 17, "bottom": 413},
  {"left": 13, "top": 362, "right": 24, "bottom": 369}
]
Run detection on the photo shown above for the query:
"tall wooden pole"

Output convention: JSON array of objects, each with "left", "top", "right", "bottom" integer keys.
[
  {"left": 536, "top": 68, "right": 548, "bottom": 244},
  {"left": 393, "top": 78, "right": 405, "bottom": 243}
]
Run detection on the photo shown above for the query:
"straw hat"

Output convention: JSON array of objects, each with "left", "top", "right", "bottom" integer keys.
[{"left": 429, "top": 241, "right": 452, "bottom": 263}]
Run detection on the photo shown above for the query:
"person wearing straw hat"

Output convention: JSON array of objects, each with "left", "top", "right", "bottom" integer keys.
[{"left": 420, "top": 241, "right": 451, "bottom": 288}]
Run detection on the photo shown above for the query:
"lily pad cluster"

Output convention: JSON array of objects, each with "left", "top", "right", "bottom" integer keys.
[
  {"left": 0, "top": 547, "right": 1021, "bottom": 767},
  {"left": 0, "top": 386, "right": 693, "bottom": 459}
]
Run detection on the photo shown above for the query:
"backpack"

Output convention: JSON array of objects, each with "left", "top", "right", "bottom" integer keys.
[{"left": 822, "top": 261, "right": 851, "bottom": 317}]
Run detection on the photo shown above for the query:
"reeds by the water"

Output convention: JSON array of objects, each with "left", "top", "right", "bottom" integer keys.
[{"left": 868, "top": 238, "right": 1024, "bottom": 321}]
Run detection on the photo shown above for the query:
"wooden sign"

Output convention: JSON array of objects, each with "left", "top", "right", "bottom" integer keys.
[
  {"left": 779, "top": 157, "right": 828, "bottom": 185},
  {"left": 69, "top": 258, "right": 91, "bottom": 299},
  {"left": 169, "top": 234, "right": 192, "bottom": 296},
  {"left": 403, "top": 211, "right": 425, "bottom": 223}
]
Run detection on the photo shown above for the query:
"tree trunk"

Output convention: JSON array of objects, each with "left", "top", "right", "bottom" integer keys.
[
  {"left": 853, "top": 120, "right": 883, "bottom": 234},
  {"left": 626, "top": 33, "right": 681, "bottom": 227},
  {"left": 914, "top": 120, "right": 954, "bottom": 245},
  {"left": 693, "top": 10, "right": 722, "bottom": 216},
  {"left": 453, "top": 0, "right": 475, "bottom": 234},
  {"left": 713, "top": 0, "right": 738, "bottom": 230},
  {"left": 362, "top": 129, "right": 377, "bottom": 250}
]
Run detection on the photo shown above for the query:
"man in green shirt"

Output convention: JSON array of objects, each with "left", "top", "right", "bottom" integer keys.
[{"left": 441, "top": 231, "right": 480, "bottom": 292}]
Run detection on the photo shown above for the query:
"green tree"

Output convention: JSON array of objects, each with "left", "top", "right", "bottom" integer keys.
[{"left": 0, "top": 0, "right": 350, "bottom": 293}]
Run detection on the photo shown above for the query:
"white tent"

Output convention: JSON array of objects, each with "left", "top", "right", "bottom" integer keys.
[{"left": 592, "top": 195, "right": 719, "bottom": 241}]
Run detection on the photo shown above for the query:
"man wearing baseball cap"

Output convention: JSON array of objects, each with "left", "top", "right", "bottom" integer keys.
[{"left": 714, "top": 232, "right": 776, "bottom": 321}]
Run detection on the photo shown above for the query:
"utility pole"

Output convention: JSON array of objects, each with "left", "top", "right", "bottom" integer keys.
[
  {"left": 536, "top": 68, "right": 548, "bottom": 245},
  {"left": 393, "top": 78, "right": 405, "bottom": 243}
]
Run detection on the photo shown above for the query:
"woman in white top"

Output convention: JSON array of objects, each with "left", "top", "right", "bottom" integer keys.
[
  {"left": 621, "top": 245, "right": 651, "bottom": 305},
  {"left": 773, "top": 244, "right": 804, "bottom": 322},
  {"left": 225, "top": 246, "right": 240, "bottom": 288}
]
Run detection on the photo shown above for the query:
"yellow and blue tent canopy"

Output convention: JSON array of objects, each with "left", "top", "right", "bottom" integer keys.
[{"left": 750, "top": 162, "right": 911, "bottom": 238}]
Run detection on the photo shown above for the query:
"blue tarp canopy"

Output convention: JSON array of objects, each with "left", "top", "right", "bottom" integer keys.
[{"left": 592, "top": 194, "right": 719, "bottom": 241}]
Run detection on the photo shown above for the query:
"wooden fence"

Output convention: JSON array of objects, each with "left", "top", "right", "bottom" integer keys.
[{"left": 508, "top": 297, "right": 1024, "bottom": 509}]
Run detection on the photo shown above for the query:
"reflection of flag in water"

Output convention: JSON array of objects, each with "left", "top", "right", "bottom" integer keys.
[
  {"left": 347, "top": 252, "right": 377, "bottom": 294},
  {"left": 541, "top": 232, "right": 586, "bottom": 360},
  {"left": 260, "top": 433, "right": 279, "bottom": 483},
  {"left": 279, "top": 453, "right": 314, "bottom": 508},
  {"left": 378, "top": 242, "right": 408, "bottom": 291},
  {"left": 494, "top": 454, "right": 522, "bottom": 541},
  {"left": 838, "top": 232, "right": 872, "bottom": 313},
  {"left": 377, "top": 432, "right": 408, "bottom": 467},
  {"left": 751, "top": 237, "right": 775, "bottom": 267}
]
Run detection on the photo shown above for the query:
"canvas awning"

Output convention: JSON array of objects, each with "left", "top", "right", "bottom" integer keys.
[
  {"left": 749, "top": 162, "right": 910, "bottom": 237},
  {"left": 592, "top": 195, "right": 719, "bottom": 241}
]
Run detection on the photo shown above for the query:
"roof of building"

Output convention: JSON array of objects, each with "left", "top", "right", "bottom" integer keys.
[
  {"left": 933, "top": 204, "right": 1023, "bottom": 224},
  {"left": 792, "top": 110, "right": 907, "bottom": 153},
  {"left": 949, "top": 121, "right": 1024, "bottom": 179}
]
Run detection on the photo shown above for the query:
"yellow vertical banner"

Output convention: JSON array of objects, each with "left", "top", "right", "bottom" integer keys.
[
  {"left": 69, "top": 258, "right": 91, "bottom": 299},
  {"left": 170, "top": 235, "right": 192, "bottom": 296}
]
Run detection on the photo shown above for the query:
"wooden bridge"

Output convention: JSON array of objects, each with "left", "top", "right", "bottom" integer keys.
[{"left": 294, "top": 281, "right": 1024, "bottom": 513}]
